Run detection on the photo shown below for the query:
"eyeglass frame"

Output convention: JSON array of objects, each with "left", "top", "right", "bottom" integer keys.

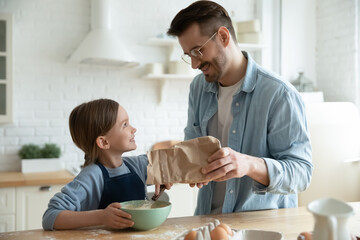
[{"left": 181, "top": 31, "right": 218, "bottom": 65}]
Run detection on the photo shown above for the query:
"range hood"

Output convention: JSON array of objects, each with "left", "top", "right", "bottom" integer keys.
[{"left": 68, "top": 0, "right": 138, "bottom": 67}]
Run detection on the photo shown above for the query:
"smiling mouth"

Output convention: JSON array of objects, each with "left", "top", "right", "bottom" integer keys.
[
  {"left": 199, "top": 62, "right": 209, "bottom": 70},
  {"left": 199, "top": 62, "right": 210, "bottom": 73}
]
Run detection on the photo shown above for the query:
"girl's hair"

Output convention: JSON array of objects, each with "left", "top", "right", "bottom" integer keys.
[
  {"left": 167, "top": 0, "right": 237, "bottom": 43},
  {"left": 69, "top": 99, "right": 119, "bottom": 166}
]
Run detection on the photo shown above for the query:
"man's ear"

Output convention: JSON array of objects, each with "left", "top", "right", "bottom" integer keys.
[
  {"left": 96, "top": 136, "right": 110, "bottom": 150},
  {"left": 218, "top": 26, "right": 231, "bottom": 47}
]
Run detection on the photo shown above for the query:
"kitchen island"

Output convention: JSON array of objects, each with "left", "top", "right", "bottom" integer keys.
[{"left": 1, "top": 202, "right": 359, "bottom": 240}]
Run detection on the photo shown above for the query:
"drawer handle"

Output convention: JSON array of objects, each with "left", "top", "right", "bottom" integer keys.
[{"left": 40, "top": 186, "right": 52, "bottom": 191}]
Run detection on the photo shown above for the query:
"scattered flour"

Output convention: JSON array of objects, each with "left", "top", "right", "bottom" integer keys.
[
  {"left": 88, "top": 229, "right": 112, "bottom": 235},
  {"left": 130, "top": 231, "right": 179, "bottom": 239}
]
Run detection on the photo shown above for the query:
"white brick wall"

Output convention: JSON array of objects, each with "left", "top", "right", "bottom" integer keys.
[
  {"left": 0, "top": 0, "right": 255, "bottom": 172},
  {"left": 316, "top": 0, "right": 359, "bottom": 103}
]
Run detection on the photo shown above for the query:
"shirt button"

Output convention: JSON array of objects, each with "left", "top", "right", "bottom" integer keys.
[
  {"left": 232, "top": 130, "right": 236, "bottom": 134},
  {"left": 235, "top": 102, "right": 239, "bottom": 107},
  {"left": 229, "top": 189, "right": 234, "bottom": 194}
]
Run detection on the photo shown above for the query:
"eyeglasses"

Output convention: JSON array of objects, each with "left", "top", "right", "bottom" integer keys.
[{"left": 181, "top": 31, "right": 217, "bottom": 65}]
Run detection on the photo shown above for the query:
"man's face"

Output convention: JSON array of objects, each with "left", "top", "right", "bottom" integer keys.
[{"left": 178, "top": 23, "right": 227, "bottom": 83}]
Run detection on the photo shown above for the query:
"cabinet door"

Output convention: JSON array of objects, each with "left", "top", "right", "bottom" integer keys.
[
  {"left": 0, "top": 187, "right": 15, "bottom": 214},
  {"left": 0, "top": 214, "right": 15, "bottom": 232},
  {"left": 16, "top": 185, "right": 63, "bottom": 231},
  {"left": 0, "top": 13, "right": 13, "bottom": 123},
  {"left": 0, "top": 188, "right": 15, "bottom": 232}
]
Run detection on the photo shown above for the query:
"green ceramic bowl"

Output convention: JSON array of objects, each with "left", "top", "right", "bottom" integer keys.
[{"left": 119, "top": 200, "right": 172, "bottom": 231}]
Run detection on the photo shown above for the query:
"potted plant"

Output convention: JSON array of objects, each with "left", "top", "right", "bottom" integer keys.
[{"left": 19, "top": 143, "right": 64, "bottom": 173}]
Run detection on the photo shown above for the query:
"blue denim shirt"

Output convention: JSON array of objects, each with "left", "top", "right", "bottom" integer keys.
[{"left": 185, "top": 52, "right": 313, "bottom": 215}]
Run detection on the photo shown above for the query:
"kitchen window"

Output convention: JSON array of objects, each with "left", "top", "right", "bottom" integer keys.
[{"left": 0, "top": 13, "right": 13, "bottom": 123}]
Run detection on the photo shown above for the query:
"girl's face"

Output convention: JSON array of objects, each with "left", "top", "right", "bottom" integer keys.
[{"left": 104, "top": 105, "right": 137, "bottom": 154}]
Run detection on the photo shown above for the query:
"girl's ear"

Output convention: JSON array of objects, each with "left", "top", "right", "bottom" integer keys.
[{"left": 96, "top": 136, "right": 110, "bottom": 150}]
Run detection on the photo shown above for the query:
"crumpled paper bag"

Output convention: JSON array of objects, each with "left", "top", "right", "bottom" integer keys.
[{"left": 146, "top": 136, "right": 221, "bottom": 184}]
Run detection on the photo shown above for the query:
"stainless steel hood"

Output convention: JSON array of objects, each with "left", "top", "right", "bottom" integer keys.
[{"left": 68, "top": 0, "right": 138, "bottom": 67}]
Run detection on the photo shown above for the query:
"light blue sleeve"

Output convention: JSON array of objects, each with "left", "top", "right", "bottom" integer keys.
[
  {"left": 42, "top": 164, "right": 103, "bottom": 230},
  {"left": 257, "top": 89, "right": 313, "bottom": 194}
]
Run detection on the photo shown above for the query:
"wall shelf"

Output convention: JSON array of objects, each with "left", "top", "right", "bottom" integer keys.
[
  {"left": 143, "top": 73, "right": 194, "bottom": 81},
  {"left": 147, "top": 38, "right": 178, "bottom": 46},
  {"left": 142, "top": 74, "right": 194, "bottom": 104}
]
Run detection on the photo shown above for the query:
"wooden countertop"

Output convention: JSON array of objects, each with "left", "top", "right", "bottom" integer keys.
[
  {"left": 1, "top": 202, "right": 359, "bottom": 240},
  {"left": 0, "top": 170, "right": 74, "bottom": 187}
]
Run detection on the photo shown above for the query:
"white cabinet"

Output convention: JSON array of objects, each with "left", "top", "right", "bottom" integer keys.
[
  {"left": 0, "top": 13, "right": 13, "bottom": 123},
  {"left": 0, "top": 188, "right": 15, "bottom": 232},
  {"left": 0, "top": 214, "right": 15, "bottom": 233},
  {"left": 166, "top": 184, "right": 198, "bottom": 218},
  {"left": 0, "top": 184, "right": 63, "bottom": 232},
  {"left": 15, "top": 185, "right": 63, "bottom": 231}
]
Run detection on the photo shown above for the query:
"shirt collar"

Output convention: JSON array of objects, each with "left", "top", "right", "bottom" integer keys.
[{"left": 241, "top": 51, "right": 257, "bottom": 93}]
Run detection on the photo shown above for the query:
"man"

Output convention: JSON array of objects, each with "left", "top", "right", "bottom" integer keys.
[{"left": 167, "top": 1, "right": 313, "bottom": 215}]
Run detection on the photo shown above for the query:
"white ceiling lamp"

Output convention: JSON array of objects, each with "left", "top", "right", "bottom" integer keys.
[{"left": 68, "top": 0, "right": 138, "bottom": 67}]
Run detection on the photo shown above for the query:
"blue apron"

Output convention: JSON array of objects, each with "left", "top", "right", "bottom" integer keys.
[{"left": 97, "top": 160, "right": 146, "bottom": 209}]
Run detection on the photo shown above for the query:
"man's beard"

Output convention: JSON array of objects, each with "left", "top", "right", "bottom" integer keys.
[{"left": 202, "top": 53, "right": 226, "bottom": 83}]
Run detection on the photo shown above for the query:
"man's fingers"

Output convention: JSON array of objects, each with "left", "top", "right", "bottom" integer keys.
[
  {"left": 208, "top": 147, "right": 230, "bottom": 162},
  {"left": 213, "top": 170, "right": 237, "bottom": 182},
  {"left": 203, "top": 162, "right": 235, "bottom": 181},
  {"left": 202, "top": 156, "right": 232, "bottom": 175}
]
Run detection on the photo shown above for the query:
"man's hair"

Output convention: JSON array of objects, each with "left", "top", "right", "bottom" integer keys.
[
  {"left": 167, "top": 0, "right": 237, "bottom": 43},
  {"left": 69, "top": 99, "right": 119, "bottom": 166}
]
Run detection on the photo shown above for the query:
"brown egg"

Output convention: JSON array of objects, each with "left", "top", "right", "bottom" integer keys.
[
  {"left": 298, "top": 232, "right": 312, "bottom": 240},
  {"left": 184, "top": 230, "right": 197, "bottom": 240},
  {"left": 210, "top": 226, "right": 229, "bottom": 240},
  {"left": 217, "top": 223, "right": 233, "bottom": 236}
]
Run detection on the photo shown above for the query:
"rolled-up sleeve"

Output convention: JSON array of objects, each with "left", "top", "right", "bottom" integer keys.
[
  {"left": 261, "top": 89, "right": 313, "bottom": 194},
  {"left": 42, "top": 165, "right": 103, "bottom": 230}
]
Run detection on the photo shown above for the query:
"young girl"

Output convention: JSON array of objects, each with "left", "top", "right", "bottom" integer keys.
[{"left": 42, "top": 99, "right": 169, "bottom": 230}]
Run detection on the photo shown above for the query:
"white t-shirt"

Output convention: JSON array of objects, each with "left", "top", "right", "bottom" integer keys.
[{"left": 208, "top": 79, "right": 243, "bottom": 214}]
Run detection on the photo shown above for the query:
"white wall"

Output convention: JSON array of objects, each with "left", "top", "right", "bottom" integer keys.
[
  {"left": 281, "top": 0, "right": 359, "bottom": 109},
  {"left": 358, "top": 0, "right": 360, "bottom": 107},
  {"left": 316, "top": 0, "right": 358, "bottom": 103},
  {"left": 0, "top": 0, "right": 256, "bottom": 172},
  {"left": 281, "top": 0, "right": 316, "bottom": 84}
]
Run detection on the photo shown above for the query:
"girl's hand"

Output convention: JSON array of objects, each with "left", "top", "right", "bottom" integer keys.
[
  {"left": 155, "top": 183, "right": 173, "bottom": 195},
  {"left": 101, "top": 202, "right": 134, "bottom": 229}
]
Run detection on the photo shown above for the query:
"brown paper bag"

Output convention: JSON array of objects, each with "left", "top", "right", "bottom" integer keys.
[{"left": 146, "top": 136, "right": 221, "bottom": 184}]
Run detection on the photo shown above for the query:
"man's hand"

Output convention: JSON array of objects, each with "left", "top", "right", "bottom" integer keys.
[
  {"left": 201, "top": 147, "right": 269, "bottom": 186},
  {"left": 101, "top": 202, "right": 134, "bottom": 229},
  {"left": 189, "top": 182, "right": 209, "bottom": 188}
]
